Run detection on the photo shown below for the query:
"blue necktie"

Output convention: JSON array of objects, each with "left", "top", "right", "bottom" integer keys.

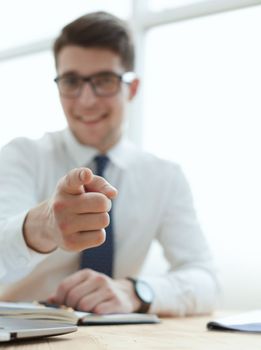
[{"left": 79, "top": 155, "right": 114, "bottom": 277}]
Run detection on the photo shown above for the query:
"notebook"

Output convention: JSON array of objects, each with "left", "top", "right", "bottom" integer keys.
[
  {"left": 0, "top": 301, "right": 160, "bottom": 326},
  {"left": 207, "top": 310, "right": 261, "bottom": 333},
  {"left": 0, "top": 317, "right": 77, "bottom": 342}
]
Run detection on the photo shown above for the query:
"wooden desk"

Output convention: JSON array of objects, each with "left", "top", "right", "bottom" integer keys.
[{"left": 3, "top": 312, "right": 261, "bottom": 349}]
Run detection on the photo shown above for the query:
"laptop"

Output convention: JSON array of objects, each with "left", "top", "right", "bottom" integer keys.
[{"left": 0, "top": 317, "right": 77, "bottom": 342}]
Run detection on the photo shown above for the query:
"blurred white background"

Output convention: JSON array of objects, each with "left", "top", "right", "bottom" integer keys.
[{"left": 1, "top": 0, "right": 261, "bottom": 310}]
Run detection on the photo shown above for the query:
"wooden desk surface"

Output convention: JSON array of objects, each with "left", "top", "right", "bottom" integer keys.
[{"left": 2, "top": 312, "right": 261, "bottom": 349}]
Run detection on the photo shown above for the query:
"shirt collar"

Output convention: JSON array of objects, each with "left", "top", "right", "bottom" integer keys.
[{"left": 62, "top": 128, "right": 139, "bottom": 169}]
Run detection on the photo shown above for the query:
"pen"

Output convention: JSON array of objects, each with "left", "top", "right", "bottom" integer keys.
[{"left": 38, "top": 301, "right": 62, "bottom": 309}]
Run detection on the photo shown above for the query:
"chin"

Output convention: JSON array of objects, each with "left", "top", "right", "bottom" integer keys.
[{"left": 79, "top": 135, "right": 103, "bottom": 149}]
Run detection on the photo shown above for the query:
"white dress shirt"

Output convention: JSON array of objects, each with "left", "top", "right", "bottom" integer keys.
[{"left": 0, "top": 128, "right": 218, "bottom": 315}]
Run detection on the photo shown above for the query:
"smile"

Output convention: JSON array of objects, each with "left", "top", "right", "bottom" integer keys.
[{"left": 77, "top": 114, "right": 107, "bottom": 125}]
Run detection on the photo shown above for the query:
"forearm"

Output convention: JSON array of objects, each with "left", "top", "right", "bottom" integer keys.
[
  {"left": 23, "top": 200, "right": 57, "bottom": 254},
  {"left": 0, "top": 213, "right": 49, "bottom": 282},
  {"left": 142, "top": 268, "right": 219, "bottom": 316}
]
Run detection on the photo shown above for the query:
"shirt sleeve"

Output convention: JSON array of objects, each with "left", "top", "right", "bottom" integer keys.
[
  {"left": 0, "top": 138, "right": 50, "bottom": 282},
  {"left": 141, "top": 165, "right": 219, "bottom": 316}
]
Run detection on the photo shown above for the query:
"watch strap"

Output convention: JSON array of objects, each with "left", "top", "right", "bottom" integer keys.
[{"left": 127, "top": 277, "right": 153, "bottom": 313}]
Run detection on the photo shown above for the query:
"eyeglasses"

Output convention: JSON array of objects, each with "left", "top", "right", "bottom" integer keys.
[{"left": 54, "top": 71, "right": 136, "bottom": 98}]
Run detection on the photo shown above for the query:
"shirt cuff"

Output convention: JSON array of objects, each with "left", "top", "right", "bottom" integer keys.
[
  {"left": 141, "top": 271, "right": 218, "bottom": 316},
  {"left": 139, "top": 276, "right": 173, "bottom": 315},
  {"left": 0, "top": 211, "right": 51, "bottom": 281},
  {"left": 140, "top": 275, "right": 194, "bottom": 316}
]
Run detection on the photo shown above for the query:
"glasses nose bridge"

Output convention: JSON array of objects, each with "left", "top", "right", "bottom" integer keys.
[{"left": 79, "top": 76, "right": 97, "bottom": 98}]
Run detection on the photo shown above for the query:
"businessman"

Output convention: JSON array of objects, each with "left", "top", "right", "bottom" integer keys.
[{"left": 0, "top": 11, "right": 218, "bottom": 315}]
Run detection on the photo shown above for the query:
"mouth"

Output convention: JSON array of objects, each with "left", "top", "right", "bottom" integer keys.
[{"left": 77, "top": 114, "right": 108, "bottom": 125}]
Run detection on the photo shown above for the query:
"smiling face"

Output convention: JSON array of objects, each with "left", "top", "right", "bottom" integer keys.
[{"left": 56, "top": 46, "right": 138, "bottom": 153}]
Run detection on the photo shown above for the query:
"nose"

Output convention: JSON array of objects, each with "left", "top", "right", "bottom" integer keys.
[{"left": 78, "top": 82, "right": 98, "bottom": 106}]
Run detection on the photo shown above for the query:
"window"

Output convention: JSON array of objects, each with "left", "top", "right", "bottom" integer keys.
[
  {"left": 0, "top": 51, "right": 65, "bottom": 146},
  {"left": 0, "top": 0, "right": 131, "bottom": 148},
  {"left": 148, "top": 0, "right": 204, "bottom": 12},
  {"left": 142, "top": 5, "right": 261, "bottom": 308},
  {"left": 0, "top": 0, "right": 131, "bottom": 50}
]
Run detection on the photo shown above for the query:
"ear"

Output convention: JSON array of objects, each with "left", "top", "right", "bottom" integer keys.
[{"left": 128, "top": 78, "right": 140, "bottom": 101}]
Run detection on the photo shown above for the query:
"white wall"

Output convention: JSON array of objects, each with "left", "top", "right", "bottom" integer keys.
[{"left": 141, "top": 5, "right": 261, "bottom": 310}]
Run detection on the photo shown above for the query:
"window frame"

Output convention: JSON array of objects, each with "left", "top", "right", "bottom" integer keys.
[{"left": 0, "top": 0, "right": 260, "bottom": 144}]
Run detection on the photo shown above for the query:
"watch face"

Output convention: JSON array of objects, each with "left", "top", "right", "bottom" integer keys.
[{"left": 136, "top": 280, "right": 154, "bottom": 303}]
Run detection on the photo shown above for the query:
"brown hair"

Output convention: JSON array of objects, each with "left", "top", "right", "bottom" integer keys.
[{"left": 53, "top": 11, "right": 135, "bottom": 71}]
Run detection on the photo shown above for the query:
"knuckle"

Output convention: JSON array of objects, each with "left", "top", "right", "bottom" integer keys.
[
  {"left": 115, "top": 296, "right": 122, "bottom": 306},
  {"left": 80, "top": 268, "right": 91, "bottom": 278},
  {"left": 99, "top": 212, "right": 110, "bottom": 228},
  {"left": 53, "top": 198, "right": 66, "bottom": 213},
  {"left": 94, "top": 274, "right": 106, "bottom": 285},
  {"left": 81, "top": 230, "right": 106, "bottom": 249},
  {"left": 66, "top": 290, "right": 77, "bottom": 303},
  {"left": 62, "top": 234, "right": 79, "bottom": 251},
  {"left": 90, "top": 193, "right": 111, "bottom": 212},
  {"left": 92, "top": 305, "right": 102, "bottom": 314},
  {"left": 85, "top": 268, "right": 95, "bottom": 278},
  {"left": 98, "top": 196, "right": 111, "bottom": 212},
  {"left": 77, "top": 299, "right": 89, "bottom": 311},
  {"left": 92, "top": 229, "right": 106, "bottom": 246},
  {"left": 58, "top": 281, "right": 68, "bottom": 294},
  {"left": 64, "top": 173, "right": 72, "bottom": 188},
  {"left": 105, "top": 285, "right": 115, "bottom": 298},
  {"left": 57, "top": 219, "right": 69, "bottom": 233}
]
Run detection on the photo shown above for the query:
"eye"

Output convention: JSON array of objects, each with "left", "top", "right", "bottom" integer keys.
[
  {"left": 93, "top": 74, "right": 118, "bottom": 88},
  {"left": 61, "top": 76, "right": 81, "bottom": 89}
]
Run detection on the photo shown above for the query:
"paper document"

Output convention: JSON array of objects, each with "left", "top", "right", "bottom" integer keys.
[
  {"left": 0, "top": 301, "right": 160, "bottom": 326},
  {"left": 207, "top": 310, "right": 261, "bottom": 332}
]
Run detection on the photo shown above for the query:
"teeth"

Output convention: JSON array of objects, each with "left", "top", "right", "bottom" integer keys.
[
  {"left": 79, "top": 115, "right": 105, "bottom": 123},
  {"left": 80, "top": 117, "right": 99, "bottom": 122}
]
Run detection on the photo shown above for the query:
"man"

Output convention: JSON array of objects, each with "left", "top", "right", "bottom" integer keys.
[{"left": 0, "top": 12, "right": 218, "bottom": 315}]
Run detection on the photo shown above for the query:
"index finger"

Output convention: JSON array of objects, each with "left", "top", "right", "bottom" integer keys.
[
  {"left": 85, "top": 175, "right": 118, "bottom": 199},
  {"left": 59, "top": 168, "right": 118, "bottom": 199},
  {"left": 50, "top": 269, "right": 93, "bottom": 305}
]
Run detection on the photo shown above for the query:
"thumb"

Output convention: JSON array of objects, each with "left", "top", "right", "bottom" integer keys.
[{"left": 59, "top": 168, "right": 93, "bottom": 195}]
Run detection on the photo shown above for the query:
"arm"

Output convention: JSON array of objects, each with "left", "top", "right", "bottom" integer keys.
[
  {"left": 141, "top": 166, "right": 219, "bottom": 316},
  {"left": 0, "top": 138, "right": 117, "bottom": 282},
  {"left": 48, "top": 166, "right": 218, "bottom": 316}
]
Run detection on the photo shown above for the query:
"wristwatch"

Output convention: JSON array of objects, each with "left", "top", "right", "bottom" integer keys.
[{"left": 127, "top": 277, "right": 154, "bottom": 313}]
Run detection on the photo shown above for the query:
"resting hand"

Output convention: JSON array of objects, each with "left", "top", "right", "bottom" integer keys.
[{"left": 47, "top": 269, "right": 141, "bottom": 314}]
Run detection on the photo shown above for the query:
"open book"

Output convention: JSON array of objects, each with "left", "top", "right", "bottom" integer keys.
[
  {"left": 207, "top": 310, "right": 261, "bottom": 332},
  {"left": 0, "top": 302, "right": 160, "bottom": 326}
]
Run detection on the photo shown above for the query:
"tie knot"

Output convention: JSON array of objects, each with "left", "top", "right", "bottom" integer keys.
[{"left": 94, "top": 155, "right": 109, "bottom": 177}]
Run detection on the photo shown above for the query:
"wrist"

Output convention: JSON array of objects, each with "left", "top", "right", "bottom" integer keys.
[
  {"left": 118, "top": 279, "right": 142, "bottom": 312},
  {"left": 126, "top": 277, "right": 154, "bottom": 313},
  {"left": 23, "top": 201, "right": 57, "bottom": 254}
]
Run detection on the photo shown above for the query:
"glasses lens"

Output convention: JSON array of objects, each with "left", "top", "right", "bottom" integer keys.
[
  {"left": 92, "top": 73, "right": 120, "bottom": 96},
  {"left": 57, "top": 76, "right": 82, "bottom": 97}
]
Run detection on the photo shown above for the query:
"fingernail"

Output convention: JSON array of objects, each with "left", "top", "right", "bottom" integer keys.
[
  {"left": 105, "top": 185, "right": 118, "bottom": 196},
  {"left": 105, "top": 184, "right": 117, "bottom": 191}
]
